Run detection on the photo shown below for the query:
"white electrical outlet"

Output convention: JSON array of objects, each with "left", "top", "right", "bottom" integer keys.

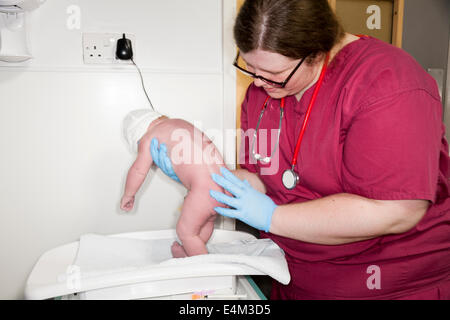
[{"left": 82, "top": 33, "right": 136, "bottom": 64}]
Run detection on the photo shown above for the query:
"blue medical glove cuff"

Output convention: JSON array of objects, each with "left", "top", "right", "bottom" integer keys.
[{"left": 263, "top": 202, "right": 277, "bottom": 233}]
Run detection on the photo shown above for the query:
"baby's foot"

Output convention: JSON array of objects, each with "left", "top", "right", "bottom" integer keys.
[{"left": 171, "top": 241, "right": 188, "bottom": 258}]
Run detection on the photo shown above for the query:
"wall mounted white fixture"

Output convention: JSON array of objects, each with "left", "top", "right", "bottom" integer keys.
[{"left": 0, "top": 0, "right": 46, "bottom": 62}]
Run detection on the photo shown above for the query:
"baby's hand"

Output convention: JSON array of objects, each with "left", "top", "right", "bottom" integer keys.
[{"left": 120, "top": 195, "right": 135, "bottom": 211}]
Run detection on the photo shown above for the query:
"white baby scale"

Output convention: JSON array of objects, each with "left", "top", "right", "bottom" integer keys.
[{"left": 25, "top": 229, "right": 290, "bottom": 300}]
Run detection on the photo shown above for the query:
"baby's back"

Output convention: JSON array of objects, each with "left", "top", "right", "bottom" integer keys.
[{"left": 142, "top": 118, "right": 225, "bottom": 191}]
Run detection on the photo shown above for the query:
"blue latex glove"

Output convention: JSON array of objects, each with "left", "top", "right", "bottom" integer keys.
[
  {"left": 150, "top": 138, "right": 181, "bottom": 183},
  {"left": 209, "top": 167, "right": 277, "bottom": 232}
]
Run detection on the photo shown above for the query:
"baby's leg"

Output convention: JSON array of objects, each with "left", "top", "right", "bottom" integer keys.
[
  {"left": 199, "top": 217, "right": 215, "bottom": 243},
  {"left": 174, "top": 190, "right": 216, "bottom": 257},
  {"left": 171, "top": 217, "right": 215, "bottom": 258},
  {"left": 171, "top": 241, "right": 188, "bottom": 258}
]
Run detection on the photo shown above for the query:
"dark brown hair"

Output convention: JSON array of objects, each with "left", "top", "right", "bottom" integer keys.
[{"left": 234, "top": 0, "right": 344, "bottom": 61}]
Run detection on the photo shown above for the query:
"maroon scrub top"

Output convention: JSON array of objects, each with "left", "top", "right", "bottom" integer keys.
[{"left": 239, "top": 37, "right": 450, "bottom": 299}]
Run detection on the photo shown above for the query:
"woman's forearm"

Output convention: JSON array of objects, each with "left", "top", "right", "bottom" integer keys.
[{"left": 270, "top": 193, "right": 429, "bottom": 245}]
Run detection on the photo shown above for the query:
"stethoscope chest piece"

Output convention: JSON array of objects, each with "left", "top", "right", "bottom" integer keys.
[{"left": 282, "top": 168, "right": 299, "bottom": 190}]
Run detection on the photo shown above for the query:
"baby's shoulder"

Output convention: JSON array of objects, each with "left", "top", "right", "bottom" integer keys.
[
  {"left": 144, "top": 118, "right": 196, "bottom": 145},
  {"left": 154, "top": 118, "right": 196, "bottom": 137},
  {"left": 136, "top": 131, "right": 153, "bottom": 153},
  {"left": 165, "top": 118, "right": 194, "bottom": 130}
]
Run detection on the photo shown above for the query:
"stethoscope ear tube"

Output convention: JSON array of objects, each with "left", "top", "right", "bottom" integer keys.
[{"left": 251, "top": 97, "right": 284, "bottom": 164}]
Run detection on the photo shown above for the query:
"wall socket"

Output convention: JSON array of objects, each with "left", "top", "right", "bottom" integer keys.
[{"left": 82, "top": 33, "right": 136, "bottom": 64}]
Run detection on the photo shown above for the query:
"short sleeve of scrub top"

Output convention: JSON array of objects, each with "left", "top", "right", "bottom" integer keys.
[{"left": 342, "top": 88, "right": 443, "bottom": 202}]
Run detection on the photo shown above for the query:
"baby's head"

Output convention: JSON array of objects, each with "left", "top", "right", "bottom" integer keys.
[{"left": 123, "top": 109, "right": 163, "bottom": 153}]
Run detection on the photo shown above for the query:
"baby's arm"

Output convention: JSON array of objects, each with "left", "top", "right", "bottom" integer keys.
[
  {"left": 120, "top": 137, "right": 154, "bottom": 211},
  {"left": 232, "top": 168, "right": 267, "bottom": 194}
]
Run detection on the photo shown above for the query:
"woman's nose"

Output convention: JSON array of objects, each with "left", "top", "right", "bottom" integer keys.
[{"left": 253, "top": 77, "right": 265, "bottom": 87}]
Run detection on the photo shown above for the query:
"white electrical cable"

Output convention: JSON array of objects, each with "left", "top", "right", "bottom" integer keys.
[{"left": 131, "top": 58, "right": 155, "bottom": 111}]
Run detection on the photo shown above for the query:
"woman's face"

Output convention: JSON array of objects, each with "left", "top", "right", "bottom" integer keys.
[{"left": 240, "top": 49, "right": 318, "bottom": 99}]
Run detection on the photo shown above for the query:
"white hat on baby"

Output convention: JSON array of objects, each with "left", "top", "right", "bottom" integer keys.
[{"left": 123, "top": 109, "right": 162, "bottom": 153}]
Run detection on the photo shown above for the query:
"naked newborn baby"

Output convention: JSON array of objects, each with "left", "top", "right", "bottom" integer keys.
[{"left": 120, "top": 109, "right": 226, "bottom": 258}]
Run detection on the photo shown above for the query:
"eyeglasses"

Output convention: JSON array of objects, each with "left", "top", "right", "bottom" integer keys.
[{"left": 233, "top": 51, "right": 307, "bottom": 88}]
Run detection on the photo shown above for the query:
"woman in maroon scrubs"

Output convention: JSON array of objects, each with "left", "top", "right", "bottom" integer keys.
[{"left": 152, "top": 0, "right": 450, "bottom": 299}]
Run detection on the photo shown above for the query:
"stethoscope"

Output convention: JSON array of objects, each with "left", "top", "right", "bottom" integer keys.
[{"left": 251, "top": 52, "right": 331, "bottom": 190}]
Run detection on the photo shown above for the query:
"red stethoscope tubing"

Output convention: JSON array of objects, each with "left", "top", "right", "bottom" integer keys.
[
  {"left": 290, "top": 52, "right": 330, "bottom": 167},
  {"left": 256, "top": 52, "right": 330, "bottom": 168}
]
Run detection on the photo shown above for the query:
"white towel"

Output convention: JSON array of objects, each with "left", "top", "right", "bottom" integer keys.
[
  {"left": 74, "top": 233, "right": 290, "bottom": 285},
  {"left": 74, "top": 235, "right": 174, "bottom": 271}
]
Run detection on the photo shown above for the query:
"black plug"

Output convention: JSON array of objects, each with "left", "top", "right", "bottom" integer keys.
[{"left": 116, "top": 33, "right": 133, "bottom": 60}]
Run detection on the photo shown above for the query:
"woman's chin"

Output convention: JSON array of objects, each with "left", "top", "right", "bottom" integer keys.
[{"left": 264, "top": 88, "right": 286, "bottom": 99}]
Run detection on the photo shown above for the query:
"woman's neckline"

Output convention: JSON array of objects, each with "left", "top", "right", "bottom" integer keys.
[{"left": 294, "top": 33, "right": 364, "bottom": 102}]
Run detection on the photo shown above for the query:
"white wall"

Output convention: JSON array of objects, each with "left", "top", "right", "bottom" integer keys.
[{"left": 0, "top": 0, "right": 236, "bottom": 299}]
